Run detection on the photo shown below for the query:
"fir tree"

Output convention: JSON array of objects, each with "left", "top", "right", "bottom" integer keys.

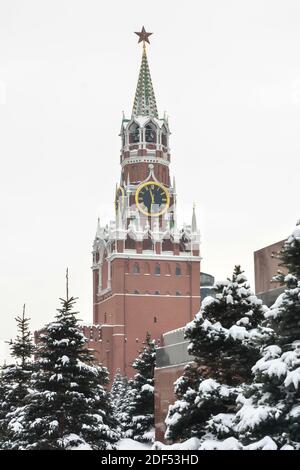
[
  {"left": 111, "top": 369, "right": 129, "bottom": 435},
  {"left": 124, "top": 332, "right": 156, "bottom": 443},
  {"left": 0, "top": 305, "right": 35, "bottom": 449},
  {"left": 8, "top": 293, "right": 119, "bottom": 450},
  {"left": 234, "top": 222, "right": 300, "bottom": 449},
  {"left": 165, "top": 266, "right": 272, "bottom": 443}
]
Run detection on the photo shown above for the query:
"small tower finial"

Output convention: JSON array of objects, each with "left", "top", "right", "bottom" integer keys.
[
  {"left": 191, "top": 203, "right": 197, "bottom": 233},
  {"left": 66, "top": 268, "right": 69, "bottom": 301},
  {"left": 134, "top": 26, "right": 153, "bottom": 45}
]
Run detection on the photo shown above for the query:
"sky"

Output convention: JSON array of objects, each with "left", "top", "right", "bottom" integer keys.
[{"left": 0, "top": 0, "right": 299, "bottom": 361}]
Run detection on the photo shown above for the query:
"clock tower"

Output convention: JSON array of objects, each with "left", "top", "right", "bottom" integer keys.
[{"left": 92, "top": 28, "right": 201, "bottom": 378}]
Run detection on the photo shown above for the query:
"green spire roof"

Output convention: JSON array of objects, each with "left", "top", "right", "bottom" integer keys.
[{"left": 132, "top": 44, "right": 158, "bottom": 118}]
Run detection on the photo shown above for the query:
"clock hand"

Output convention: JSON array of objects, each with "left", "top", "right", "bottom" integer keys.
[{"left": 149, "top": 189, "right": 155, "bottom": 204}]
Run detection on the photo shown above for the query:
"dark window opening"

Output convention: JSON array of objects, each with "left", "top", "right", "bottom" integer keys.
[
  {"left": 176, "top": 265, "right": 182, "bottom": 276},
  {"left": 145, "top": 124, "right": 156, "bottom": 143}
]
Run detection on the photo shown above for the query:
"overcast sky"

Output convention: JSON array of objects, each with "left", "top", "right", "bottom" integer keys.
[{"left": 0, "top": 0, "right": 299, "bottom": 361}]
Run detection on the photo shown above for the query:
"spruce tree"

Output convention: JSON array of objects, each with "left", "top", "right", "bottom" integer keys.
[
  {"left": 8, "top": 294, "right": 119, "bottom": 450},
  {"left": 165, "top": 266, "right": 272, "bottom": 443},
  {"left": 124, "top": 332, "right": 156, "bottom": 443},
  {"left": 234, "top": 222, "right": 300, "bottom": 449},
  {"left": 111, "top": 369, "right": 129, "bottom": 435},
  {"left": 0, "top": 305, "right": 35, "bottom": 450}
]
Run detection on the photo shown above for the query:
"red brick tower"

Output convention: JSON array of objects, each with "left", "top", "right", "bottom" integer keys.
[{"left": 92, "top": 28, "right": 201, "bottom": 378}]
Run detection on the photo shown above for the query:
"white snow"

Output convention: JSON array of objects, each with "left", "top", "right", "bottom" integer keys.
[
  {"left": 154, "top": 437, "right": 201, "bottom": 450},
  {"left": 60, "top": 355, "right": 70, "bottom": 365},
  {"left": 199, "top": 437, "right": 242, "bottom": 450},
  {"left": 284, "top": 367, "right": 300, "bottom": 390},
  {"left": 228, "top": 325, "right": 248, "bottom": 341},
  {"left": 141, "top": 384, "right": 154, "bottom": 393},
  {"left": 118, "top": 438, "right": 151, "bottom": 450},
  {"left": 198, "top": 378, "right": 219, "bottom": 394},
  {"left": 201, "top": 296, "right": 216, "bottom": 308},
  {"left": 243, "top": 436, "right": 277, "bottom": 450},
  {"left": 235, "top": 398, "right": 279, "bottom": 433}
]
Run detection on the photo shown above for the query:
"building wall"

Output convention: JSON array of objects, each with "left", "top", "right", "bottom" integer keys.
[
  {"left": 93, "top": 257, "right": 200, "bottom": 378},
  {"left": 154, "top": 363, "right": 191, "bottom": 443},
  {"left": 254, "top": 240, "right": 285, "bottom": 294}
]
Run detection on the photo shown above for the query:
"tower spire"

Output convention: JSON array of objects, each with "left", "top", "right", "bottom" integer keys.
[
  {"left": 191, "top": 203, "right": 198, "bottom": 233},
  {"left": 132, "top": 27, "right": 158, "bottom": 118}
]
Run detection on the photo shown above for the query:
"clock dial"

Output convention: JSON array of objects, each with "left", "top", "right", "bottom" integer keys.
[
  {"left": 135, "top": 181, "right": 170, "bottom": 217},
  {"left": 115, "top": 186, "right": 125, "bottom": 212}
]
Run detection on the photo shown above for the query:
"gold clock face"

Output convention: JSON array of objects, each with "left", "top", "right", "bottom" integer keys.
[
  {"left": 115, "top": 186, "right": 125, "bottom": 212},
  {"left": 135, "top": 181, "right": 170, "bottom": 217}
]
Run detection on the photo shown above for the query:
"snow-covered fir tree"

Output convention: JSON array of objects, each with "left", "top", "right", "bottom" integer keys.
[
  {"left": 8, "top": 295, "right": 119, "bottom": 450},
  {"left": 124, "top": 332, "right": 156, "bottom": 443},
  {"left": 165, "top": 266, "right": 272, "bottom": 443},
  {"left": 111, "top": 369, "right": 129, "bottom": 434},
  {"left": 234, "top": 222, "right": 300, "bottom": 450},
  {"left": 0, "top": 305, "right": 35, "bottom": 450}
]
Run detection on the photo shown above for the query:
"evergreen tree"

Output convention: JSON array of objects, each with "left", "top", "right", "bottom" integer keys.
[
  {"left": 8, "top": 295, "right": 119, "bottom": 450},
  {"left": 124, "top": 332, "right": 156, "bottom": 443},
  {"left": 165, "top": 266, "right": 272, "bottom": 443},
  {"left": 0, "top": 305, "right": 35, "bottom": 449},
  {"left": 111, "top": 369, "right": 129, "bottom": 435},
  {"left": 234, "top": 222, "right": 300, "bottom": 449}
]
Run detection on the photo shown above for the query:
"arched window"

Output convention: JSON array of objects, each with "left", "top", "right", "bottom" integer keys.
[
  {"left": 144, "top": 262, "right": 150, "bottom": 274},
  {"left": 161, "top": 126, "right": 168, "bottom": 147},
  {"left": 129, "top": 123, "right": 140, "bottom": 143},
  {"left": 145, "top": 123, "right": 157, "bottom": 143},
  {"left": 104, "top": 312, "right": 107, "bottom": 323},
  {"left": 175, "top": 265, "right": 181, "bottom": 276},
  {"left": 155, "top": 264, "right": 161, "bottom": 275},
  {"left": 133, "top": 263, "right": 140, "bottom": 274},
  {"left": 154, "top": 316, "right": 157, "bottom": 323},
  {"left": 122, "top": 132, "right": 126, "bottom": 147}
]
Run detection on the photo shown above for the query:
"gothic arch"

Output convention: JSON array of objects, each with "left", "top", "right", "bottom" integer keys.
[
  {"left": 129, "top": 122, "right": 140, "bottom": 144},
  {"left": 145, "top": 121, "right": 157, "bottom": 143}
]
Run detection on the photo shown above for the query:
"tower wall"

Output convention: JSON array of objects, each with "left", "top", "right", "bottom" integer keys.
[
  {"left": 93, "top": 256, "right": 200, "bottom": 378},
  {"left": 91, "top": 36, "right": 201, "bottom": 381}
]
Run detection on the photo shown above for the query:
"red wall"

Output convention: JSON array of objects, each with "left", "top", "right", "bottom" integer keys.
[{"left": 93, "top": 257, "right": 200, "bottom": 378}]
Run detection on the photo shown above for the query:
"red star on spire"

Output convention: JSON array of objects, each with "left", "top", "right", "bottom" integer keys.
[{"left": 134, "top": 26, "right": 153, "bottom": 44}]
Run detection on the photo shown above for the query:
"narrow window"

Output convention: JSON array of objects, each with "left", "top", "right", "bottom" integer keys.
[
  {"left": 133, "top": 263, "right": 140, "bottom": 274},
  {"left": 155, "top": 264, "right": 161, "bottom": 275},
  {"left": 175, "top": 265, "right": 181, "bottom": 276}
]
